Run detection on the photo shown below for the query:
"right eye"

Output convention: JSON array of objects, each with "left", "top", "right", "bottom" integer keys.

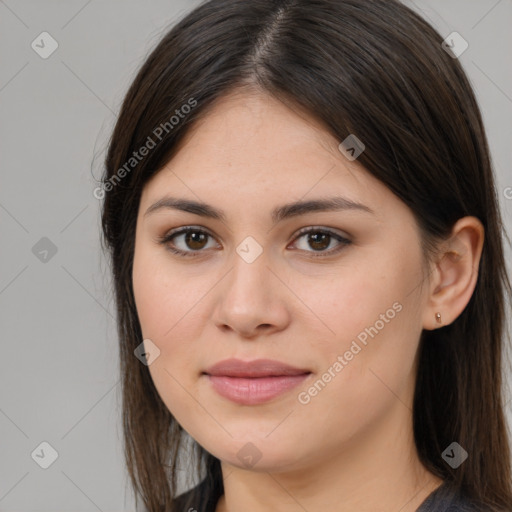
[{"left": 158, "top": 226, "right": 220, "bottom": 258}]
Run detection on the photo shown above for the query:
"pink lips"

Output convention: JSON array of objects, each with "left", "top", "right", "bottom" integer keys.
[{"left": 203, "top": 358, "right": 311, "bottom": 405}]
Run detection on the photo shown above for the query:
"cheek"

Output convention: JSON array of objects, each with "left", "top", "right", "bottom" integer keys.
[
  {"left": 132, "top": 245, "right": 203, "bottom": 340},
  {"left": 132, "top": 250, "right": 210, "bottom": 433},
  {"left": 298, "top": 248, "right": 424, "bottom": 399},
  {"left": 132, "top": 246, "right": 221, "bottom": 398},
  {"left": 292, "top": 282, "right": 421, "bottom": 454},
  {"left": 295, "top": 252, "right": 420, "bottom": 348}
]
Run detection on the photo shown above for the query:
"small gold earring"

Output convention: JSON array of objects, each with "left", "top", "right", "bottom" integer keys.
[{"left": 435, "top": 312, "right": 442, "bottom": 324}]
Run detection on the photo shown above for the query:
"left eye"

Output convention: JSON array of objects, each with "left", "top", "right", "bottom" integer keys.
[
  {"left": 158, "top": 226, "right": 351, "bottom": 258},
  {"left": 289, "top": 227, "right": 351, "bottom": 257}
]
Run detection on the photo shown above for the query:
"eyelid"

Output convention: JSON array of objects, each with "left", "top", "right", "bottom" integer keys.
[
  {"left": 291, "top": 225, "right": 351, "bottom": 242},
  {"left": 163, "top": 224, "right": 215, "bottom": 239}
]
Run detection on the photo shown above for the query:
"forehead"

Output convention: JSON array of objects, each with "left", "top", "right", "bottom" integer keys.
[
  {"left": 138, "top": 90, "right": 405, "bottom": 224},
  {"left": 171, "top": 91, "right": 341, "bottom": 169}
]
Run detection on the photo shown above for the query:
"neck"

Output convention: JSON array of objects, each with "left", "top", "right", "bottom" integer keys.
[{"left": 214, "top": 401, "right": 443, "bottom": 512}]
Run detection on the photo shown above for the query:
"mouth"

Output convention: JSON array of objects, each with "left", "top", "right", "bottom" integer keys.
[{"left": 203, "top": 358, "right": 312, "bottom": 405}]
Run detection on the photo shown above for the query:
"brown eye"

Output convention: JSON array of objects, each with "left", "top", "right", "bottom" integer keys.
[
  {"left": 306, "top": 232, "right": 331, "bottom": 251},
  {"left": 290, "top": 227, "right": 351, "bottom": 257},
  {"left": 183, "top": 231, "right": 209, "bottom": 250},
  {"left": 158, "top": 227, "right": 219, "bottom": 257}
]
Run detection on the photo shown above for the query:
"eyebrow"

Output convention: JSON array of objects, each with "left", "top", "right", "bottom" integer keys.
[{"left": 144, "top": 196, "right": 374, "bottom": 224}]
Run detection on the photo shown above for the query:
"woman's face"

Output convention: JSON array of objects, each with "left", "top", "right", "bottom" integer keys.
[{"left": 132, "top": 90, "right": 432, "bottom": 472}]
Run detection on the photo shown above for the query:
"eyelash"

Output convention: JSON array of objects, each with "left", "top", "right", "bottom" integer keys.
[{"left": 157, "top": 226, "right": 352, "bottom": 259}]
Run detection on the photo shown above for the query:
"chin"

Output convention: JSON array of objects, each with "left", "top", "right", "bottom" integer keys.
[{"left": 199, "top": 435, "right": 309, "bottom": 473}]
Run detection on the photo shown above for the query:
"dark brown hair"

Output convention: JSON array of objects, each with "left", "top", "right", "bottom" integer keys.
[{"left": 99, "top": 0, "right": 512, "bottom": 510}]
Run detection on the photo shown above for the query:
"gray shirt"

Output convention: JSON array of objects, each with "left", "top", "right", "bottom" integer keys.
[
  {"left": 172, "top": 479, "right": 483, "bottom": 512},
  {"left": 416, "top": 481, "right": 482, "bottom": 511}
]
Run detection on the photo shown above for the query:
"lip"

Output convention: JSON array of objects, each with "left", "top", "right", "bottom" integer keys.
[
  {"left": 204, "top": 358, "right": 311, "bottom": 378},
  {"left": 203, "top": 358, "right": 311, "bottom": 405}
]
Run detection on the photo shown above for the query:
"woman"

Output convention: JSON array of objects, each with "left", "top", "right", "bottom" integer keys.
[{"left": 99, "top": 0, "right": 512, "bottom": 510}]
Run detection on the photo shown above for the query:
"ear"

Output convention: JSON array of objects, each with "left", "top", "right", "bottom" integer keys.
[{"left": 422, "top": 216, "right": 484, "bottom": 330}]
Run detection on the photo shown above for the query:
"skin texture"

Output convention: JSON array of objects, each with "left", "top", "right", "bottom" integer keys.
[{"left": 132, "top": 90, "right": 484, "bottom": 512}]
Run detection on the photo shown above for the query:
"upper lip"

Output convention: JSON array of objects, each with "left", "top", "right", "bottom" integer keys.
[{"left": 204, "top": 358, "right": 311, "bottom": 378}]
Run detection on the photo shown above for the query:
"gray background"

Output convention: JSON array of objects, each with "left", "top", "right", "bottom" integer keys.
[{"left": 1, "top": 1, "right": 511, "bottom": 510}]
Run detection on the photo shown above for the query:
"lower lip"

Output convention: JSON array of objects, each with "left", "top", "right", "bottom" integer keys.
[{"left": 205, "top": 373, "right": 311, "bottom": 405}]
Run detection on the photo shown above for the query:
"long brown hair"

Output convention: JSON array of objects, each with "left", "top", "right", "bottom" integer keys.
[{"left": 99, "top": 0, "right": 512, "bottom": 510}]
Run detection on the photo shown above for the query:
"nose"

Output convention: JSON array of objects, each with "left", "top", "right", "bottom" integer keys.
[{"left": 211, "top": 248, "right": 291, "bottom": 339}]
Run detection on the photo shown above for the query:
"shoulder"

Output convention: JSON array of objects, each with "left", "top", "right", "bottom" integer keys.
[
  {"left": 172, "top": 478, "right": 221, "bottom": 512},
  {"left": 416, "top": 482, "right": 489, "bottom": 512}
]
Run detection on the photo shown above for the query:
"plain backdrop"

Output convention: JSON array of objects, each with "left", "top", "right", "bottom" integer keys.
[{"left": 1, "top": 1, "right": 511, "bottom": 510}]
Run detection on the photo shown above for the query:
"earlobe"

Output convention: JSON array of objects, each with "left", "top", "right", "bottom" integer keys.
[{"left": 422, "top": 216, "right": 484, "bottom": 331}]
